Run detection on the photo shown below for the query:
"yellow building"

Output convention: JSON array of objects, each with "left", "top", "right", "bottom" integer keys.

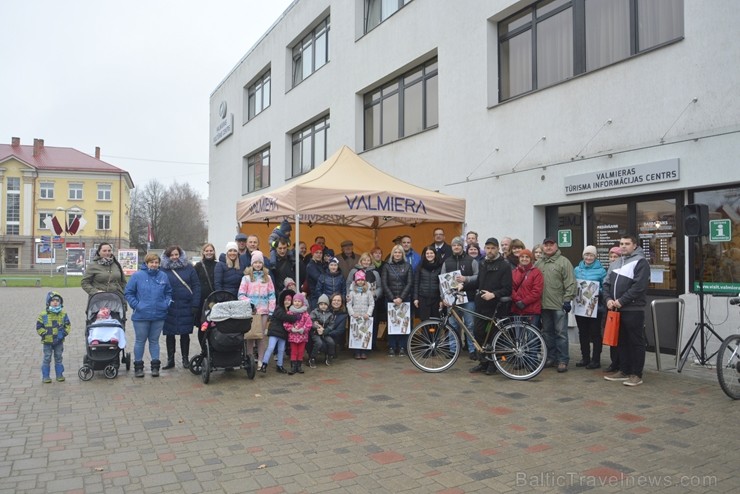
[{"left": 0, "top": 137, "right": 133, "bottom": 271}]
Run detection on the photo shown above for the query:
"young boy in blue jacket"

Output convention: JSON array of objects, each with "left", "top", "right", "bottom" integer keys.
[{"left": 36, "top": 291, "right": 71, "bottom": 383}]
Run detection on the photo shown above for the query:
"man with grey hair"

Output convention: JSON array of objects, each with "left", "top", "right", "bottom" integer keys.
[{"left": 431, "top": 227, "right": 453, "bottom": 263}]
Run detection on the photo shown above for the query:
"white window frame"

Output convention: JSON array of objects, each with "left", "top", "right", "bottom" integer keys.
[
  {"left": 40, "top": 181, "right": 55, "bottom": 199},
  {"left": 97, "top": 183, "right": 112, "bottom": 201},
  {"left": 69, "top": 183, "right": 83, "bottom": 200}
]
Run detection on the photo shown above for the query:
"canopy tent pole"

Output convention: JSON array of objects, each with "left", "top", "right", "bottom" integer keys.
[{"left": 294, "top": 213, "right": 301, "bottom": 286}]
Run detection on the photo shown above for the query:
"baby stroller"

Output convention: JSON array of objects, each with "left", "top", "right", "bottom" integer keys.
[
  {"left": 78, "top": 292, "right": 131, "bottom": 381},
  {"left": 188, "top": 290, "right": 256, "bottom": 383}
]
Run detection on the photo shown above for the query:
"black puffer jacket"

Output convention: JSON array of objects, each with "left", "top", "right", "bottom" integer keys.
[
  {"left": 382, "top": 259, "right": 413, "bottom": 302},
  {"left": 266, "top": 290, "right": 298, "bottom": 340},
  {"left": 468, "top": 255, "right": 512, "bottom": 315},
  {"left": 414, "top": 263, "right": 442, "bottom": 299}
]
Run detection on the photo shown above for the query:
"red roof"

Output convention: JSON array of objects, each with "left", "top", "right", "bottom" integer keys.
[{"left": 0, "top": 142, "right": 133, "bottom": 185}]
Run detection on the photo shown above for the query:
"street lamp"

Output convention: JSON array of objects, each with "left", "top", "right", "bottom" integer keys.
[{"left": 56, "top": 206, "right": 83, "bottom": 287}]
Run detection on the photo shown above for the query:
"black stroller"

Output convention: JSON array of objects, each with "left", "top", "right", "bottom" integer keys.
[
  {"left": 78, "top": 292, "right": 131, "bottom": 380},
  {"left": 188, "top": 290, "right": 256, "bottom": 383}
]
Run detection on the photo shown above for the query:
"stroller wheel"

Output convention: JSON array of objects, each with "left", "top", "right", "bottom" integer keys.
[
  {"left": 124, "top": 352, "right": 131, "bottom": 371},
  {"left": 104, "top": 365, "right": 118, "bottom": 379},
  {"left": 245, "top": 354, "right": 256, "bottom": 380},
  {"left": 189, "top": 355, "right": 204, "bottom": 375},
  {"left": 78, "top": 366, "right": 93, "bottom": 381},
  {"left": 202, "top": 356, "right": 211, "bottom": 384}
]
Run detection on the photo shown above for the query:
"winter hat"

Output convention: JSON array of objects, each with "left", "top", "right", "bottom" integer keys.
[
  {"left": 354, "top": 270, "right": 366, "bottom": 281},
  {"left": 293, "top": 293, "right": 307, "bottom": 305},
  {"left": 46, "top": 291, "right": 63, "bottom": 306},
  {"left": 451, "top": 236, "right": 464, "bottom": 246},
  {"left": 310, "top": 243, "right": 323, "bottom": 254},
  {"left": 225, "top": 241, "right": 238, "bottom": 252},
  {"left": 251, "top": 250, "right": 264, "bottom": 264},
  {"left": 284, "top": 277, "right": 296, "bottom": 289},
  {"left": 519, "top": 249, "right": 533, "bottom": 259},
  {"left": 609, "top": 246, "right": 622, "bottom": 256},
  {"left": 318, "top": 294, "right": 330, "bottom": 305},
  {"left": 329, "top": 257, "right": 339, "bottom": 265},
  {"left": 324, "top": 248, "right": 335, "bottom": 258},
  {"left": 583, "top": 245, "right": 598, "bottom": 257}
]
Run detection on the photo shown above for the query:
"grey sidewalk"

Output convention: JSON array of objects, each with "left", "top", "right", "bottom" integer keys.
[{"left": 0, "top": 288, "right": 736, "bottom": 493}]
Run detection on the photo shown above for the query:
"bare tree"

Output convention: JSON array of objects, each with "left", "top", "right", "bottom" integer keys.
[{"left": 129, "top": 180, "right": 207, "bottom": 253}]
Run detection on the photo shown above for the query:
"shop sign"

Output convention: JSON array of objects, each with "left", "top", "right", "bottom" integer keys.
[{"left": 564, "top": 159, "right": 679, "bottom": 195}]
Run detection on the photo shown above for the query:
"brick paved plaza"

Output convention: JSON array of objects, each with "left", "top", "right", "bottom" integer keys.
[{"left": 1, "top": 288, "right": 737, "bottom": 493}]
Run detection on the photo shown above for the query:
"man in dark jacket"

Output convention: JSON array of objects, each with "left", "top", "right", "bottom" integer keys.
[
  {"left": 603, "top": 234, "right": 649, "bottom": 387},
  {"left": 441, "top": 236, "right": 479, "bottom": 358},
  {"left": 466, "top": 237, "right": 512, "bottom": 374},
  {"left": 270, "top": 240, "right": 305, "bottom": 293},
  {"left": 431, "top": 228, "right": 453, "bottom": 263}
]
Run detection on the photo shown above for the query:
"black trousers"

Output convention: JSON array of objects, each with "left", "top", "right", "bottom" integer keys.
[
  {"left": 617, "top": 310, "right": 646, "bottom": 377},
  {"left": 575, "top": 315, "right": 603, "bottom": 362},
  {"left": 166, "top": 334, "right": 191, "bottom": 358}
]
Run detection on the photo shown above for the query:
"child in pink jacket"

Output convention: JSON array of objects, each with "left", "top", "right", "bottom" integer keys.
[{"left": 284, "top": 293, "right": 312, "bottom": 375}]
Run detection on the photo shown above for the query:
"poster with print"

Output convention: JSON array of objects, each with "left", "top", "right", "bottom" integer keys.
[
  {"left": 439, "top": 270, "right": 468, "bottom": 305},
  {"left": 574, "top": 279, "right": 600, "bottom": 318},
  {"left": 349, "top": 316, "right": 374, "bottom": 350},
  {"left": 66, "top": 248, "right": 86, "bottom": 275},
  {"left": 387, "top": 302, "right": 411, "bottom": 335},
  {"left": 118, "top": 249, "right": 139, "bottom": 276}
]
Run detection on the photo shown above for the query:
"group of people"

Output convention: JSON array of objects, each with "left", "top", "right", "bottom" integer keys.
[{"left": 36, "top": 230, "right": 649, "bottom": 389}]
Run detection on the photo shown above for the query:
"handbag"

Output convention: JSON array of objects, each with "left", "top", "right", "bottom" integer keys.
[
  {"left": 603, "top": 309, "right": 620, "bottom": 346},
  {"left": 244, "top": 313, "right": 264, "bottom": 340}
]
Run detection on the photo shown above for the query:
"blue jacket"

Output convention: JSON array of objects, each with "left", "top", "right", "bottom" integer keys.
[
  {"left": 316, "top": 270, "right": 346, "bottom": 304},
  {"left": 125, "top": 268, "right": 172, "bottom": 321},
  {"left": 214, "top": 261, "right": 244, "bottom": 296},
  {"left": 574, "top": 259, "right": 607, "bottom": 284},
  {"left": 161, "top": 256, "right": 201, "bottom": 336}
]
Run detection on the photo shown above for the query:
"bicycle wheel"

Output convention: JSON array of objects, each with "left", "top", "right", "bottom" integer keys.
[
  {"left": 492, "top": 319, "right": 546, "bottom": 380},
  {"left": 407, "top": 320, "right": 460, "bottom": 373},
  {"left": 716, "top": 334, "right": 740, "bottom": 400}
]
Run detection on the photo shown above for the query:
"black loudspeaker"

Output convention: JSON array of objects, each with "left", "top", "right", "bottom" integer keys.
[{"left": 683, "top": 204, "right": 709, "bottom": 237}]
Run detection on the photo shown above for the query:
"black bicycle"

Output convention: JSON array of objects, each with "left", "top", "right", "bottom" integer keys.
[
  {"left": 407, "top": 290, "right": 547, "bottom": 380},
  {"left": 716, "top": 297, "right": 740, "bottom": 400}
]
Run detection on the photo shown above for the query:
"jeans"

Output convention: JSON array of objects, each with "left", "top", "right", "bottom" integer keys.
[
  {"left": 133, "top": 319, "right": 164, "bottom": 361},
  {"left": 540, "top": 309, "right": 569, "bottom": 364},
  {"left": 42, "top": 342, "right": 64, "bottom": 365},
  {"left": 263, "top": 336, "right": 286, "bottom": 367},
  {"left": 448, "top": 301, "right": 476, "bottom": 354}
]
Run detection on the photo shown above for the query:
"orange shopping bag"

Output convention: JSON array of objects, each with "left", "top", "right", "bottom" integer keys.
[{"left": 603, "top": 309, "right": 620, "bottom": 347}]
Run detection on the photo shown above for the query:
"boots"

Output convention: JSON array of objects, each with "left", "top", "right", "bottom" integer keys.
[
  {"left": 296, "top": 361, "right": 305, "bottom": 374},
  {"left": 182, "top": 356, "right": 190, "bottom": 369},
  {"left": 55, "top": 363, "right": 65, "bottom": 382},
  {"left": 151, "top": 360, "right": 161, "bottom": 377},
  {"left": 275, "top": 365, "right": 288, "bottom": 374},
  {"left": 288, "top": 361, "right": 296, "bottom": 375},
  {"left": 163, "top": 337, "right": 175, "bottom": 369},
  {"left": 42, "top": 364, "right": 52, "bottom": 383},
  {"left": 134, "top": 360, "right": 145, "bottom": 378},
  {"left": 260, "top": 362, "right": 268, "bottom": 374},
  {"left": 181, "top": 335, "right": 190, "bottom": 369}
]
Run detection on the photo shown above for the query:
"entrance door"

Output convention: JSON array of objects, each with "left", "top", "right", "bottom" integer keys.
[{"left": 4, "top": 247, "right": 19, "bottom": 269}]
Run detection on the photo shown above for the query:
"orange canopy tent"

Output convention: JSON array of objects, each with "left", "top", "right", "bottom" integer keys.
[{"left": 235, "top": 146, "right": 466, "bottom": 270}]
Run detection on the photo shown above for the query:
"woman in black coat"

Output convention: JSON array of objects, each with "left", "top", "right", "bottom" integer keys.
[
  {"left": 215, "top": 242, "right": 244, "bottom": 296},
  {"left": 414, "top": 246, "right": 442, "bottom": 320},
  {"left": 193, "top": 243, "right": 217, "bottom": 352},
  {"left": 161, "top": 245, "right": 201, "bottom": 370},
  {"left": 382, "top": 244, "right": 413, "bottom": 356}
]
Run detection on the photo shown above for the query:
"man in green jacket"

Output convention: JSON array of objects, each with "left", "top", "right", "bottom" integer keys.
[{"left": 535, "top": 238, "right": 577, "bottom": 373}]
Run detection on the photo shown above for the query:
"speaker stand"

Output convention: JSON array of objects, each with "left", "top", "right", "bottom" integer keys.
[{"left": 677, "top": 235, "right": 724, "bottom": 371}]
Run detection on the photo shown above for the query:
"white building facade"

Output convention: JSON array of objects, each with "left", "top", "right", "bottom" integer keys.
[{"left": 210, "top": 0, "right": 740, "bottom": 354}]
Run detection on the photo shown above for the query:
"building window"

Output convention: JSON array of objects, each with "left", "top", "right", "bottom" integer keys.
[
  {"left": 247, "top": 71, "right": 271, "bottom": 121},
  {"left": 498, "top": 0, "right": 684, "bottom": 100},
  {"left": 245, "top": 148, "right": 271, "bottom": 193},
  {"left": 97, "top": 183, "right": 112, "bottom": 201},
  {"left": 40, "top": 181, "right": 54, "bottom": 199},
  {"left": 6, "top": 177, "right": 20, "bottom": 235},
  {"left": 39, "top": 212, "right": 54, "bottom": 229},
  {"left": 690, "top": 185, "right": 740, "bottom": 294},
  {"left": 69, "top": 183, "right": 83, "bottom": 200},
  {"left": 292, "top": 115, "right": 330, "bottom": 177},
  {"left": 97, "top": 213, "right": 111, "bottom": 231},
  {"left": 365, "top": 0, "right": 413, "bottom": 33},
  {"left": 364, "top": 58, "right": 438, "bottom": 150},
  {"left": 292, "top": 17, "right": 330, "bottom": 87}
]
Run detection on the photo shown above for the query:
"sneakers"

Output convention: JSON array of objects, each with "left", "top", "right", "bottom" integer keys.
[
  {"left": 557, "top": 363, "right": 568, "bottom": 373},
  {"left": 604, "top": 371, "right": 629, "bottom": 381},
  {"left": 623, "top": 375, "right": 643, "bottom": 386},
  {"left": 399, "top": 348, "right": 407, "bottom": 357},
  {"left": 360, "top": 354, "right": 367, "bottom": 360},
  {"left": 42, "top": 377, "right": 52, "bottom": 383},
  {"left": 325, "top": 357, "right": 331, "bottom": 366},
  {"left": 585, "top": 361, "right": 601, "bottom": 369},
  {"left": 56, "top": 376, "right": 65, "bottom": 382},
  {"left": 575, "top": 359, "right": 589, "bottom": 367},
  {"left": 308, "top": 358, "right": 317, "bottom": 369},
  {"left": 388, "top": 349, "right": 396, "bottom": 357},
  {"left": 469, "top": 363, "right": 487, "bottom": 373}
]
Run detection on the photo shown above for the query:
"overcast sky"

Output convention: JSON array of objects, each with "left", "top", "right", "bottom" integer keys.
[{"left": 0, "top": 0, "right": 293, "bottom": 198}]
